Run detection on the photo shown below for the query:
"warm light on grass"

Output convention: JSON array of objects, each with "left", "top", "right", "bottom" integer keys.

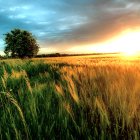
[{"left": 1, "top": 57, "right": 140, "bottom": 139}]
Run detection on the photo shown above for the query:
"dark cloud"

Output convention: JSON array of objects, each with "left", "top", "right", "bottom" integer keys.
[{"left": 0, "top": 0, "right": 140, "bottom": 53}]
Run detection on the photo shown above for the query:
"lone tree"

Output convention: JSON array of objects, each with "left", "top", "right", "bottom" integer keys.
[{"left": 4, "top": 29, "right": 39, "bottom": 58}]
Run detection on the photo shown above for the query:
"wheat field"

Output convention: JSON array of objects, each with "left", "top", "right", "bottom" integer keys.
[{"left": 0, "top": 55, "right": 140, "bottom": 140}]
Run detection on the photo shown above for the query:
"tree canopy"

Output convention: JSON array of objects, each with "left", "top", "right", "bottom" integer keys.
[{"left": 4, "top": 29, "right": 39, "bottom": 58}]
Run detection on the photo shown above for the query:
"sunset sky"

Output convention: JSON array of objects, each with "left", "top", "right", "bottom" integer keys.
[{"left": 0, "top": 0, "right": 140, "bottom": 55}]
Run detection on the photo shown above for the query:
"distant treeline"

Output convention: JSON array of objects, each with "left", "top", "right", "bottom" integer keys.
[
  {"left": 35, "top": 52, "right": 119, "bottom": 58},
  {"left": 0, "top": 52, "right": 119, "bottom": 59},
  {"left": 0, "top": 55, "right": 6, "bottom": 59}
]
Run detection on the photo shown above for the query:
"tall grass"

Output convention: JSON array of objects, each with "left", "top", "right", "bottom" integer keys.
[{"left": 0, "top": 58, "right": 140, "bottom": 139}]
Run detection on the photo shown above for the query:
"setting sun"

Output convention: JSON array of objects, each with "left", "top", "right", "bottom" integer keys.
[
  {"left": 96, "top": 29, "right": 140, "bottom": 55},
  {"left": 70, "top": 29, "right": 140, "bottom": 55},
  {"left": 115, "top": 29, "right": 140, "bottom": 55}
]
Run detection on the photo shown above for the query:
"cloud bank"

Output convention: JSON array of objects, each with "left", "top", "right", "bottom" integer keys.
[{"left": 0, "top": 0, "right": 140, "bottom": 53}]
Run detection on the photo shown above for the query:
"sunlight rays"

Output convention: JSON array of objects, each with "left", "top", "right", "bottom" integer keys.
[{"left": 70, "top": 29, "right": 140, "bottom": 57}]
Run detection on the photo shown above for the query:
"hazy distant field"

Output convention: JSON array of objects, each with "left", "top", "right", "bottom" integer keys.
[
  {"left": 0, "top": 55, "right": 140, "bottom": 140},
  {"left": 35, "top": 54, "right": 140, "bottom": 65}
]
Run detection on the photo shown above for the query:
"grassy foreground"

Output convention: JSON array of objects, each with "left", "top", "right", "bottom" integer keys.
[{"left": 0, "top": 58, "right": 140, "bottom": 139}]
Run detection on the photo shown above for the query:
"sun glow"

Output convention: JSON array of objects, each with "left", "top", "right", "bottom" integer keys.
[
  {"left": 115, "top": 30, "right": 140, "bottom": 55},
  {"left": 121, "top": 50, "right": 139, "bottom": 57},
  {"left": 69, "top": 29, "right": 140, "bottom": 56},
  {"left": 95, "top": 29, "right": 140, "bottom": 55}
]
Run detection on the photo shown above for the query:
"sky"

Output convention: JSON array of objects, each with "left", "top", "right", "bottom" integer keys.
[{"left": 0, "top": 0, "right": 140, "bottom": 55}]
